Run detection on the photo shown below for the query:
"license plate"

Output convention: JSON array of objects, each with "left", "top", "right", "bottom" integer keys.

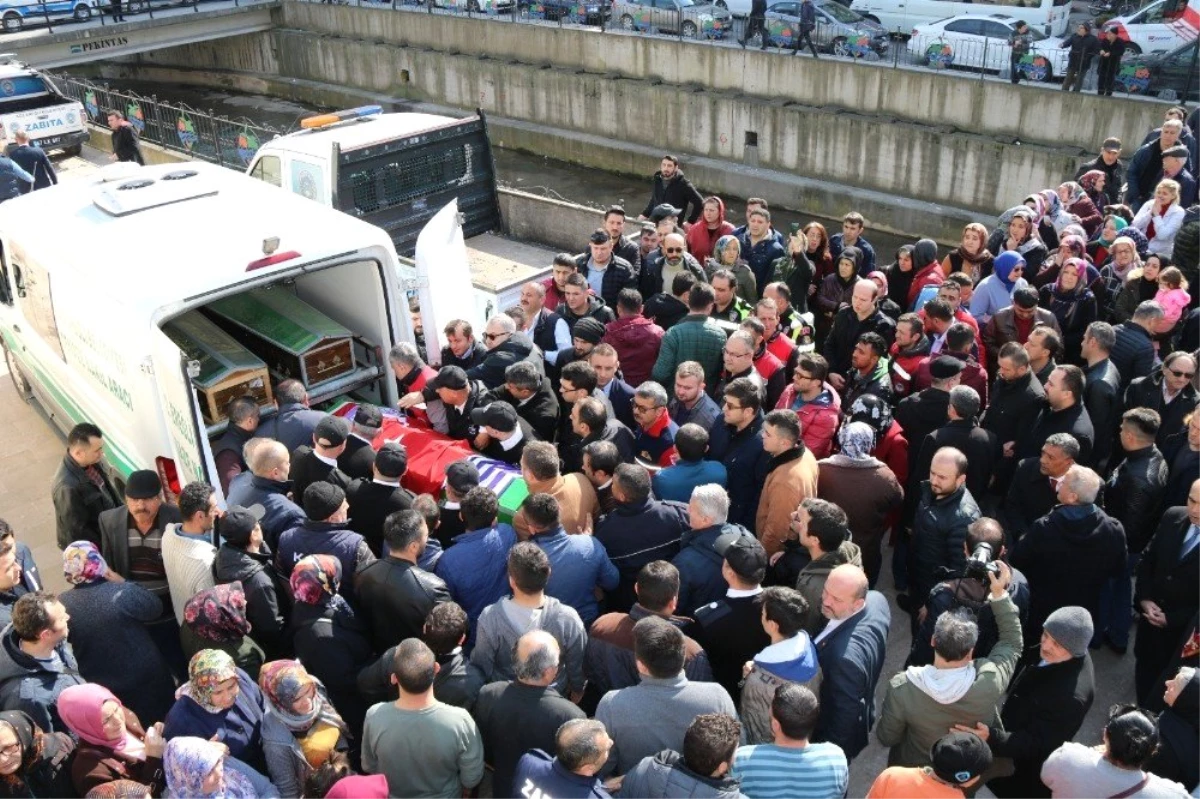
[{"left": 37, "top": 136, "right": 62, "bottom": 146}]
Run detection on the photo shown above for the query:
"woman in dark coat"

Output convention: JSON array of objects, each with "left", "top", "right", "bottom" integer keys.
[
  {"left": 286, "top": 556, "right": 373, "bottom": 739},
  {"left": 1147, "top": 667, "right": 1199, "bottom": 791},
  {"left": 57, "top": 541, "right": 176, "bottom": 727},
  {"left": 989, "top": 207, "right": 1048, "bottom": 282},
  {"left": 1112, "top": 254, "right": 1165, "bottom": 326},
  {"left": 802, "top": 221, "right": 833, "bottom": 287},
  {"left": 57, "top": 683, "right": 165, "bottom": 797},
  {"left": 815, "top": 247, "right": 859, "bottom": 341},
  {"left": 0, "top": 711, "right": 74, "bottom": 799},
  {"left": 1039, "top": 258, "right": 1098, "bottom": 365}
]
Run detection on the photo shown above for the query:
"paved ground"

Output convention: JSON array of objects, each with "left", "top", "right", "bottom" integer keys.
[{"left": 0, "top": 147, "right": 1142, "bottom": 794}]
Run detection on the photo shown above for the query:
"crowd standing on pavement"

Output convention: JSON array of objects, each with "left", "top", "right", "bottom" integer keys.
[{"left": 5, "top": 107, "right": 1198, "bottom": 799}]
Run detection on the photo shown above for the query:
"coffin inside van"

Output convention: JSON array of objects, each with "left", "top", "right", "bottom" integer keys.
[{"left": 161, "top": 311, "right": 273, "bottom": 425}]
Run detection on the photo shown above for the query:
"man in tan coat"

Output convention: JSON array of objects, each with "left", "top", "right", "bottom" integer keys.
[
  {"left": 513, "top": 441, "right": 599, "bottom": 538},
  {"left": 755, "top": 409, "right": 819, "bottom": 555}
]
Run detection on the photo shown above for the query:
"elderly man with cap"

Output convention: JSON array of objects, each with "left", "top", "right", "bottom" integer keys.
[
  {"left": 276, "top": 481, "right": 376, "bottom": 604},
  {"left": 575, "top": 229, "right": 638, "bottom": 309},
  {"left": 347, "top": 442, "right": 415, "bottom": 556},
  {"left": 1075, "top": 137, "right": 1126, "bottom": 207},
  {"left": 339, "top": 403, "right": 383, "bottom": 481},
  {"left": 1126, "top": 118, "right": 1188, "bottom": 210},
  {"left": 471, "top": 401, "right": 536, "bottom": 466},
  {"left": 867, "top": 730, "right": 993, "bottom": 798},
  {"left": 213, "top": 504, "right": 287, "bottom": 657},
  {"left": 954, "top": 606, "right": 1095, "bottom": 798},
  {"left": 690, "top": 532, "right": 772, "bottom": 702},
  {"left": 399, "top": 365, "right": 490, "bottom": 442},
  {"left": 161, "top": 481, "right": 220, "bottom": 626},
  {"left": 895, "top": 355, "right": 963, "bottom": 479},
  {"left": 97, "top": 469, "right": 183, "bottom": 606},
  {"left": 289, "top": 415, "right": 353, "bottom": 504},
  {"left": 1160, "top": 143, "right": 1198, "bottom": 207}
]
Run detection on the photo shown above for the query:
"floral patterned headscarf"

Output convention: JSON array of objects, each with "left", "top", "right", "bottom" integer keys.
[
  {"left": 164, "top": 736, "right": 255, "bottom": 799},
  {"left": 62, "top": 541, "right": 108, "bottom": 585},
  {"left": 180, "top": 650, "right": 238, "bottom": 714},
  {"left": 289, "top": 555, "right": 341, "bottom": 607},
  {"left": 184, "top": 582, "right": 252, "bottom": 644},
  {"left": 258, "top": 660, "right": 347, "bottom": 739}
]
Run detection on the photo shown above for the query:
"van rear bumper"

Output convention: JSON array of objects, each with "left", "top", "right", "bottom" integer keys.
[{"left": 32, "top": 129, "right": 89, "bottom": 152}]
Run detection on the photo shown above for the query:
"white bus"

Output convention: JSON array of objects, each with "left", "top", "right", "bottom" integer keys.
[{"left": 850, "top": 0, "right": 1071, "bottom": 36}]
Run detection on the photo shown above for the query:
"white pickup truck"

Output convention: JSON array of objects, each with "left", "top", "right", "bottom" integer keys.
[{"left": 0, "top": 56, "right": 88, "bottom": 155}]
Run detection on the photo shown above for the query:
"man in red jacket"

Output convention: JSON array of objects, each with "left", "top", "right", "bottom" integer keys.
[
  {"left": 889, "top": 313, "right": 931, "bottom": 399},
  {"left": 601, "top": 289, "right": 664, "bottom": 388}
]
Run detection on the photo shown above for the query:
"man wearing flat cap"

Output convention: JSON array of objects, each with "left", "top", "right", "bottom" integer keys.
[
  {"left": 290, "top": 415, "right": 354, "bottom": 504},
  {"left": 214, "top": 503, "right": 288, "bottom": 657},
  {"left": 398, "top": 365, "right": 490, "bottom": 442},
  {"left": 471, "top": 401, "right": 537, "bottom": 466},
  {"left": 895, "top": 355, "right": 963, "bottom": 482},
  {"left": 347, "top": 442, "right": 416, "bottom": 557},
  {"left": 1160, "top": 143, "right": 1197, "bottom": 207},
  {"left": 339, "top": 403, "right": 384, "bottom": 482}
]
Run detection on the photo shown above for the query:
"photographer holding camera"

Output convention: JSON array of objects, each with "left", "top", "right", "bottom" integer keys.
[{"left": 906, "top": 519, "right": 1031, "bottom": 668}]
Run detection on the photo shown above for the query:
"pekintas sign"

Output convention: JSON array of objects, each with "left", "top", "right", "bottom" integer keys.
[{"left": 68, "top": 36, "right": 129, "bottom": 55}]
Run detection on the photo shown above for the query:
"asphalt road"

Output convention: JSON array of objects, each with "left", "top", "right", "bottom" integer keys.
[{"left": 0, "top": 148, "right": 1144, "bottom": 795}]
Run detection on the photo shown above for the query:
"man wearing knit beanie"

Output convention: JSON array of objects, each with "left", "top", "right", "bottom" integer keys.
[
  {"left": 954, "top": 606, "right": 1097, "bottom": 798},
  {"left": 275, "top": 480, "right": 376, "bottom": 604}
]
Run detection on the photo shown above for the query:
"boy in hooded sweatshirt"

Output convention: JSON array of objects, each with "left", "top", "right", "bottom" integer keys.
[
  {"left": 739, "top": 586, "right": 822, "bottom": 745},
  {"left": 876, "top": 561, "right": 1022, "bottom": 768}
]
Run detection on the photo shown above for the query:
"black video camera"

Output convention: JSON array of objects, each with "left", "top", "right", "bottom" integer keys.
[{"left": 963, "top": 541, "right": 1001, "bottom": 583}]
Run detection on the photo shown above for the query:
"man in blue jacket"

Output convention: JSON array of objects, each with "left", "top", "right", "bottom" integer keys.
[
  {"left": 6, "top": 128, "right": 55, "bottom": 193},
  {"left": 226, "top": 439, "right": 306, "bottom": 549},
  {"left": 0, "top": 592, "right": 85, "bottom": 734},
  {"left": 672, "top": 484, "right": 756, "bottom": 616},
  {"left": 511, "top": 719, "right": 614, "bottom": 799},
  {"left": 526, "top": 493, "right": 619, "bottom": 626}
]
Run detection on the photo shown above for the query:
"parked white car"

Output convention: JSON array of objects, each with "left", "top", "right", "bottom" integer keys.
[
  {"left": 1105, "top": 0, "right": 1198, "bottom": 55},
  {"left": 906, "top": 13, "right": 1070, "bottom": 80}
]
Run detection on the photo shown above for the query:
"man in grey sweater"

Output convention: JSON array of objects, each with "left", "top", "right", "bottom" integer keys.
[
  {"left": 471, "top": 542, "right": 588, "bottom": 701},
  {"left": 596, "top": 616, "right": 738, "bottom": 776}
]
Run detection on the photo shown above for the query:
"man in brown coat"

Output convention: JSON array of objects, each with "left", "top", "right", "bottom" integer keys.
[
  {"left": 513, "top": 442, "right": 599, "bottom": 538},
  {"left": 755, "top": 409, "right": 819, "bottom": 556}
]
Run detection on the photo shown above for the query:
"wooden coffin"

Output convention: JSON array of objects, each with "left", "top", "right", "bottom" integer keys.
[{"left": 162, "top": 311, "right": 273, "bottom": 424}]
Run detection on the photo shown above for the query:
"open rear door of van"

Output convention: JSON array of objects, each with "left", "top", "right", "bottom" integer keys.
[
  {"left": 413, "top": 199, "right": 477, "bottom": 365},
  {"left": 332, "top": 113, "right": 502, "bottom": 259},
  {"left": 148, "top": 326, "right": 211, "bottom": 500}
]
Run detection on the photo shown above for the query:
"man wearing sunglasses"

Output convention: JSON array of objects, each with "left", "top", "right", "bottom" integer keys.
[
  {"left": 465, "top": 315, "right": 544, "bottom": 391},
  {"left": 1123, "top": 352, "right": 1198, "bottom": 452},
  {"left": 639, "top": 232, "right": 706, "bottom": 301}
]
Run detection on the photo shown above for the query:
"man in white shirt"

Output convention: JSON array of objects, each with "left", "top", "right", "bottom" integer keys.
[{"left": 160, "top": 482, "right": 219, "bottom": 625}]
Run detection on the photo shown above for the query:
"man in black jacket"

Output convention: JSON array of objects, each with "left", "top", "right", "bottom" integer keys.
[
  {"left": 1011, "top": 465, "right": 1126, "bottom": 649},
  {"left": 289, "top": 415, "right": 353, "bottom": 505},
  {"left": 982, "top": 343, "right": 1045, "bottom": 497},
  {"left": 519, "top": 283, "right": 571, "bottom": 371},
  {"left": 466, "top": 315, "right": 545, "bottom": 390},
  {"left": 896, "top": 356, "right": 961, "bottom": 479},
  {"left": 51, "top": 422, "right": 121, "bottom": 550},
  {"left": 576, "top": 230, "right": 638, "bottom": 309},
  {"left": 440, "top": 319, "right": 487, "bottom": 371},
  {"left": 602, "top": 206, "right": 642, "bottom": 272},
  {"left": 1096, "top": 408, "right": 1169, "bottom": 654},
  {"left": 486, "top": 362, "right": 560, "bottom": 444},
  {"left": 1002, "top": 434, "right": 1078, "bottom": 545},
  {"left": 740, "top": 0, "right": 768, "bottom": 49},
  {"left": 913, "top": 385, "right": 998, "bottom": 504},
  {"left": 1081, "top": 322, "right": 1122, "bottom": 473},
  {"left": 1060, "top": 21, "right": 1099, "bottom": 92},
  {"left": 6, "top": 128, "right": 55, "bottom": 192},
  {"left": 968, "top": 606, "right": 1096, "bottom": 798},
  {"left": 823, "top": 280, "right": 896, "bottom": 388},
  {"left": 213, "top": 505, "right": 288, "bottom": 658},
  {"left": 356, "top": 509, "right": 451, "bottom": 653},
  {"left": 471, "top": 401, "right": 536, "bottom": 466},
  {"left": 639, "top": 156, "right": 705, "bottom": 226},
  {"left": 338, "top": 403, "right": 382, "bottom": 481},
  {"left": 1111, "top": 302, "right": 1162, "bottom": 391},
  {"left": 347, "top": 443, "right": 415, "bottom": 556},
  {"left": 1074, "top": 137, "right": 1125, "bottom": 207},
  {"left": 1018, "top": 365, "right": 1095, "bottom": 466},
  {"left": 399, "top": 366, "right": 490, "bottom": 442},
  {"left": 1123, "top": 353, "right": 1198, "bottom": 450},
  {"left": 1133, "top": 483, "right": 1200, "bottom": 705},
  {"left": 594, "top": 464, "right": 689, "bottom": 613},
  {"left": 1095, "top": 25, "right": 1127, "bottom": 96}
]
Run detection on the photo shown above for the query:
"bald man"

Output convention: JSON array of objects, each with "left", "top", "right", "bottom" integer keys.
[
  {"left": 811, "top": 564, "right": 890, "bottom": 760},
  {"left": 473, "top": 630, "right": 586, "bottom": 797}
]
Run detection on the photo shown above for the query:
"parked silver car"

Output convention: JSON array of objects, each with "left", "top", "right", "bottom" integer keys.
[
  {"left": 750, "top": 0, "right": 889, "bottom": 56},
  {"left": 613, "top": 0, "right": 733, "bottom": 38}
]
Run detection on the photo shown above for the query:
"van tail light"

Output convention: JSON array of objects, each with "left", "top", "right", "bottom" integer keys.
[
  {"left": 911, "top": 27, "right": 918, "bottom": 36},
  {"left": 156, "top": 456, "right": 181, "bottom": 500},
  {"left": 246, "top": 251, "right": 302, "bottom": 271}
]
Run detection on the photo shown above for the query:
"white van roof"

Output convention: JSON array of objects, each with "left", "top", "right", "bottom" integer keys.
[
  {"left": 0, "top": 161, "right": 397, "bottom": 321},
  {"left": 257, "top": 112, "right": 462, "bottom": 161}
]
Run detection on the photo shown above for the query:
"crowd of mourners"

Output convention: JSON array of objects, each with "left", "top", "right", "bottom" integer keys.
[{"left": 2, "top": 105, "right": 1197, "bottom": 799}]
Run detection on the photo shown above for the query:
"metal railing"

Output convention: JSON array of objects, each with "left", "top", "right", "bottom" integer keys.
[
  {"left": 0, "top": 0, "right": 272, "bottom": 35},
  {"left": 290, "top": 0, "right": 1193, "bottom": 101},
  {"left": 50, "top": 74, "right": 287, "bottom": 169}
]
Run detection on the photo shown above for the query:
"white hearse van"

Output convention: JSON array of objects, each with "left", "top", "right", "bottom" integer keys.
[{"left": 0, "top": 161, "right": 445, "bottom": 497}]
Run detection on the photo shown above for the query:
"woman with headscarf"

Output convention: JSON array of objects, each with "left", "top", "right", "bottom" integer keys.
[
  {"left": 1112, "top": 252, "right": 1166, "bottom": 326},
  {"left": 971, "top": 251, "right": 1029, "bottom": 327},
  {"left": 57, "top": 541, "right": 177, "bottom": 727},
  {"left": 84, "top": 779, "right": 154, "bottom": 798},
  {"left": 703, "top": 234, "right": 757, "bottom": 304},
  {"left": 1039, "top": 258, "right": 1098, "bottom": 365},
  {"left": 163, "top": 737, "right": 256, "bottom": 799},
  {"left": 816, "top": 422, "right": 903, "bottom": 587},
  {"left": 884, "top": 245, "right": 916, "bottom": 312},
  {"left": 815, "top": 247, "right": 859, "bottom": 340},
  {"left": 990, "top": 207, "right": 1049, "bottom": 281},
  {"left": 907, "top": 238, "right": 945, "bottom": 310},
  {"left": 163, "top": 650, "right": 269, "bottom": 776},
  {"left": 1057, "top": 181, "right": 1103, "bottom": 239},
  {"left": 182, "top": 583, "right": 265, "bottom": 681},
  {"left": 0, "top": 710, "right": 74, "bottom": 799},
  {"left": 1099, "top": 234, "right": 1145, "bottom": 315},
  {"left": 1133, "top": 178, "right": 1186, "bottom": 258},
  {"left": 58, "top": 683, "right": 165, "bottom": 797},
  {"left": 286, "top": 557, "right": 372, "bottom": 739},
  {"left": 1079, "top": 169, "right": 1109, "bottom": 210},
  {"left": 1036, "top": 188, "right": 1078, "bottom": 246},
  {"left": 941, "top": 222, "right": 994, "bottom": 284},
  {"left": 1030, "top": 233, "right": 1097, "bottom": 292},
  {"left": 865, "top": 271, "right": 902, "bottom": 322},
  {"left": 1088, "top": 213, "right": 1128, "bottom": 265},
  {"left": 258, "top": 661, "right": 350, "bottom": 799}
]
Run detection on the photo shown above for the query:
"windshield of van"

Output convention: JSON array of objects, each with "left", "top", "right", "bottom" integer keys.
[{"left": 819, "top": 1, "right": 867, "bottom": 23}]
